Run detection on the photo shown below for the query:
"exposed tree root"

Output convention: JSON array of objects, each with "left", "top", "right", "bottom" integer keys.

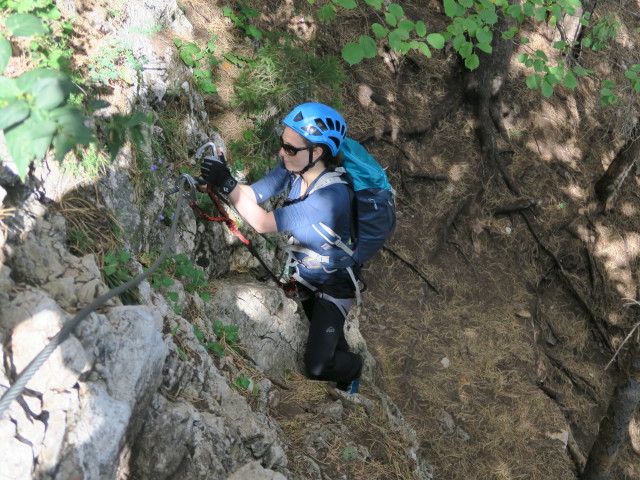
[
  {"left": 546, "top": 353, "right": 599, "bottom": 402},
  {"left": 383, "top": 245, "right": 439, "bottom": 295},
  {"left": 429, "top": 190, "right": 481, "bottom": 263}
]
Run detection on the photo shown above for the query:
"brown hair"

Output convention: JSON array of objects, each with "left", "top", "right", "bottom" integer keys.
[{"left": 300, "top": 137, "right": 343, "bottom": 171}]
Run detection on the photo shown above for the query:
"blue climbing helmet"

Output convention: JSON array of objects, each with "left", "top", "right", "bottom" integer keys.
[{"left": 283, "top": 103, "right": 348, "bottom": 156}]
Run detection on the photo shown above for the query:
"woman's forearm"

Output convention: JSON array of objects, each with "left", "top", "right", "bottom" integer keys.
[{"left": 228, "top": 184, "right": 278, "bottom": 233}]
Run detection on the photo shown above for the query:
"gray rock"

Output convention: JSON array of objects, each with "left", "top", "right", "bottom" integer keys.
[
  {"left": 206, "top": 281, "right": 307, "bottom": 379},
  {"left": 318, "top": 400, "right": 344, "bottom": 421},
  {"left": 226, "top": 461, "right": 287, "bottom": 480},
  {"left": 8, "top": 291, "right": 88, "bottom": 393}
]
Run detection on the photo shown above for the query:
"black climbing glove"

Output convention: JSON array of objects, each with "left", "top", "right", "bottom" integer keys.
[{"left": 200, "top": 152, "right": 237, "bottom": 194}]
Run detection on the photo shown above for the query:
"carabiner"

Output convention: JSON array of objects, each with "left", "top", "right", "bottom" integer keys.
[
  {"left": 164, "top": 173, "right": 198, "bottom": 203},
  {"left": 196, "top": 142, "right": 226, "bottom": 165}
]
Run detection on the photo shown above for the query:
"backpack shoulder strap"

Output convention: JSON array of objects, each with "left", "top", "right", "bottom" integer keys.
[{"left": 308, "top": 170, "right": 349, "bottom": 195}]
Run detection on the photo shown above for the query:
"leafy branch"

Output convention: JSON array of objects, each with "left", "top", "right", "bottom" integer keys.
[{"left": 318, "top": 0, "right": 640, "bottom": 104}]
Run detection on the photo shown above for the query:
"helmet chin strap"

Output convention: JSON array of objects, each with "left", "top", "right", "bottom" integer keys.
[{"left": 295, "top": 148, "right": 322, "bottom": 175}]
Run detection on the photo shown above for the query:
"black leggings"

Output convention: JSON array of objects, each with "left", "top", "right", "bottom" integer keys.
[{"left": 302, "top": 294, "right": 363, "bottom": 385}]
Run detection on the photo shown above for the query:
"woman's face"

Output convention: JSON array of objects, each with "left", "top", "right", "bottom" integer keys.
[{"left": 279, "top": 126, "right": 321, "bottom": 172}]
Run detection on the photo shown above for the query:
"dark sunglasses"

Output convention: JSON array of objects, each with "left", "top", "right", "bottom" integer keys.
[{"left": 280, "top": 136, "right": 313, "bottom": 156}]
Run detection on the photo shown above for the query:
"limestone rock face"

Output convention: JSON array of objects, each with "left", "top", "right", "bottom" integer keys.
[{"left": 206, "top": 281, "right": 308, "bottom": 378}]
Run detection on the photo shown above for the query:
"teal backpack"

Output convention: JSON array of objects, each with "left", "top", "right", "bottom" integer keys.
[{"left": 309, "top": 137, "right": 396, "bottom": 266}]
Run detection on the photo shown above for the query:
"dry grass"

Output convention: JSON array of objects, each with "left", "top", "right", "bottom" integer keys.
[
  {"left": 49, "top": 191, "right": 120, "bottom": 263},
  {"left": 270, "top": 370, "right": 419, "bottom": 480}
]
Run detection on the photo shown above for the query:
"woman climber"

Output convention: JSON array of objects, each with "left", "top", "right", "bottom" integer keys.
[{"left": 199, "top": 102, "right": 363, "bottom": 394}]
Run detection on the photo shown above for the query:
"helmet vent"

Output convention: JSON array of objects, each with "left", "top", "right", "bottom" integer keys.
[
  {"left": 329, "top": 136, "right": 340, "bottom": 149},
  {"left": 303, "top": 125, "right": 322, "bottom": 136},
  {"left": 293, "top": 111, "right": 304, "bottom": 122},
  {"left": 315, "top": 119, "right": 328, "bottom": 131},
  {"left": 326, "top": 118, "right": 335, "bottom": 130}
]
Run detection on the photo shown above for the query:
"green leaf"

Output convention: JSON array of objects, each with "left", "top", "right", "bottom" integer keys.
[
  {"left": 526, "top": 74, "right": 542, "bottom": 89},
  {"left": 479, "top": 8, "right": 499, "bottom": 24},
  {"left": 372, "top": 23, "right": 389, "bottom": 38},
  {"left": 198, "top": 291, "right": 211, "bottom": 302},
  {"left": 459, "top": 0, "right": 473, "bottom": 7},
  {"left": 103, "top": 265, "right": 117, "bottom": 276},
  {"left": 417, "top": 42, "right": 432, "bottom": 57},
  {"left": 553, "top": 40, "right": 567, "bottom": 49},
  {"left": 624, "top": 71, "right": 639, "bottom": 81},
  {"left": 563, "top": 69, "right": 578, "bottom": 88},
  {"left": 0, "top": 100, "right": 30, "bottom": 131},
  {"left": 236, "top": 377, "right": 251, "bottom": 389},
  {"left": 245, "top": 25, "right": 262, "bottom": 39},
  {"left": 16, "top": 68, "right": 67, "bottom": 93},
  {"left": 388, "top": 29, "right": 408, "bottom": 50},
  {"left": 535, "top": 49, "right": 548, "bottom": 62},
  {"left": 426, "top": 33, "right": 445, "bottom": 49},
  {"left": 463, "top": 18, "right": 478, "bottom": 37},
  {"left": 0, "top": 37, "right": 11, "bottom": 74},
  {"left": 476, "top": 42, "right": 492, "bottom": 53},
  {"left": 600, "top": 88, "right": 613, "bottom": 96},
  {"left": 541, "top": 80, "right": 554, "bottom": 97},
  {"left": 459, "top": 41, "right": 473, "bottom": 58},
  {"left": 364, "top": 0, "right": 384, "bottom": 8},
  {"left": 602, "top": 80, "right": 616, "bottom": 88},
  {"left": 359, "top": 36, "right": 377, "bottom": 58},
  {"left": 387, "top": 3, "right": 404, "bottom": 18},
  {"left": 476, "top": 27, "right": 492, "bottom": 44},
  {"left": 318, "top": 3, "right": 336, "bottom": 22},
  {"left": 27, "top": 118, "right": 56, "bottom": 162},
  {"left": 501, "top": 27, "right": 518, "bottom": 39},
  {"left": 399, "top": 42, "right": 412, "bottom": 54},
  {"left": 573, "top": 65, "right": 589, "bottom": 76},
  {"left": 523, "top": 1, "right": 535, "bottom": 16},
  {"left": 385, "top": 12, "right": 398, "bottom": 27},
  {"left": 342, "top": 42, "right": 364, "bottom": 65},
  {"left": 31, "top": 77, "right": 74, "bottom": 110},
  {"left": 0, "top": 77, "right": 19, "bottom": 101},
  {"left": 167, "top": 291, "right": 179, "bottom": 302},
  {"left": 398, "top": 20, "right": 415, "bottom": 32},
  {"left": 506, "top": 4, "right": 522, "bottom": 18},
  {"left": 443, "top": 0, "right": 459, "bottom": 18},
  {"left": 533, "top": 59, "right": 546, "bottom": 72},
  {"left": 177, "top": 346, "right": 188, "bottom": 361},
  {"left": 520, "top": 37, "right": 530, "bottom": 44},
  {"left": 4, "top": 119, "right": 50, "bottom": 180},
  {"left": 193, "top": 325, "right": 205, "bottom": 341},
  {"left": 416, "top": 21, "right": 427, "bottom": 37},
  {"left": 534, "top": 7, "right": 546, "bottom": 21},
  {"left": 335, "top": 0, "right": 357, "bottom": 7},
  {"left": 464, "top": 53, "right": 480, "bottom": 70},
  {"left": 631, "top": 64, "right": 640, "bottom": 72},
  {"left": 173, "top": 38, "right": 182, "bottom": 48},
  {"left": 5, "top": 14, "right": 46, "bottom": 37},
  {"left": 88, "top": 99, "right": 110, "bottom": 110}
]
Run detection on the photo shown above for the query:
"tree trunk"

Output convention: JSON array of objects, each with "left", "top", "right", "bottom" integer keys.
[
  {"left": 462, "top": 10, "right": 515, "bottom": 163},
  {"left": 594, "top": 118, "right": 640, "bottom": 211},
  {"left": 581, "top": 340, "right": 640, "bottom": 480}
]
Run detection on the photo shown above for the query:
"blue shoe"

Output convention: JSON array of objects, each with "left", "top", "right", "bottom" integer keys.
[
  {"left": 347, "top": 376, "right": 360, "bottom": 394},
  {"left": 337, "top": 376, "right": 360, "bottom": 394}
]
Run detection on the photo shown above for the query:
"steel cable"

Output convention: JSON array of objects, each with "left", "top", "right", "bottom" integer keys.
[{"left": 0, "top": 178, "right": 188, "bottom": 418}]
